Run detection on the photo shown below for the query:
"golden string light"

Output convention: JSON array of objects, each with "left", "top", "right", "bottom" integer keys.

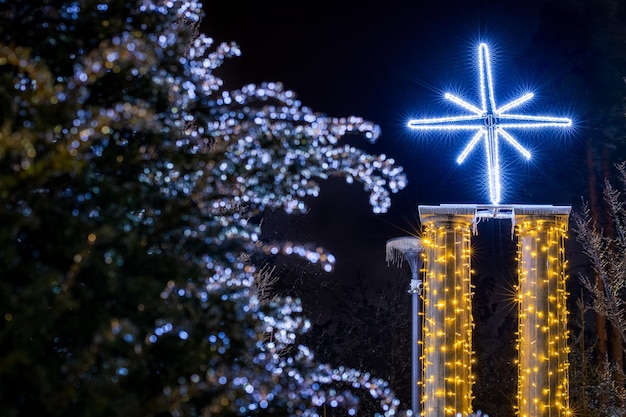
[
  {"left": 516, "top": 216, "right": 571, "bottom": 417},
  {"left": 420, "top": 210, "right": 474, "bottom": 417}
]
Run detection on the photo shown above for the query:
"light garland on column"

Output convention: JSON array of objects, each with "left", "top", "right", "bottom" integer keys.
[
  {"left": 421, "top": 217, "right": 474, "bottom": 416},
  {"left": 516, "top": 216, "right": 571, "bottom": 417}
]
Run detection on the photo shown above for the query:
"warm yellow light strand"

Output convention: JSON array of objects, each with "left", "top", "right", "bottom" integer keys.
[
  {"left": 422, "top": 218, "right": 474, "bottom": 416},
  {"left": 516, "top": 216, "right": 570, "bottom": 417}
]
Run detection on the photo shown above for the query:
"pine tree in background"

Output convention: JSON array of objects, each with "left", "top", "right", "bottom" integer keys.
[{"left": 0, "top": 1, "right": 407, "bottom": 416}]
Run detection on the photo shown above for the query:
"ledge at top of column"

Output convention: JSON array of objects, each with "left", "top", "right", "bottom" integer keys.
[
  {"left": 418, "top": 204, "right": 572, "bottom": 234},
  {"left": 418, "top": 204, "right": 571, "bottom": 218},
  {"left": 417, "top": 206, "right": 475, "bottom": 226}
]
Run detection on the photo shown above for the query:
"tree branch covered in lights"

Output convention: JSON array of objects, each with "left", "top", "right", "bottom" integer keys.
[{"left": 0, "top": 1, "right": 406, "bottom": 416}]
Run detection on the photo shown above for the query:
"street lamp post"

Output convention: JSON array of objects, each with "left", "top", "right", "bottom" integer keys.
[{"left": 386, "top": 236, "right": 424, "bottom": 416}]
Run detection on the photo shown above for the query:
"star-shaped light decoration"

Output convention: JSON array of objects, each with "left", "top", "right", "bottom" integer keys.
[{"left": 408, "top": 43, "right": 571, "bottom": 205}]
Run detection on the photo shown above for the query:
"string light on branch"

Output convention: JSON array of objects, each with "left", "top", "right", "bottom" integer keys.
[{"left": 408, "top": 43, "right": 572, "bottom": 205}]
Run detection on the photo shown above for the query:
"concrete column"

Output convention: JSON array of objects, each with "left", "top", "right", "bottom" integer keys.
[
  {"left": 420, "top": 213, "right": 474, "bottom": 417},
  {"left": 516, "top": 215, "right": 570, "bottom": 417}
]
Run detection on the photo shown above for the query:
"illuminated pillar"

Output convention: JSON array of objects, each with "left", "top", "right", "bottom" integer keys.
[
  {"left": 419, "top": 208, "right": 474, "bottom": 417},
  {"left": 516, "top": 213, "right": 570, "bottom": 417}
]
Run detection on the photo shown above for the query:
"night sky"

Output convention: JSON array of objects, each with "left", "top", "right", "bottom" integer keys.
[{"left": 203, "top": 1, "right": 582, "bottom": 316}]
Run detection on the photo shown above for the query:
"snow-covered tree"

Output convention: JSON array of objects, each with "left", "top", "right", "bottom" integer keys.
[{"left": 0, "top": 1, "right": 407, "bottom": 416}]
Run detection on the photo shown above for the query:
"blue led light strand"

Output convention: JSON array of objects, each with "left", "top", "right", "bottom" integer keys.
[{"left": 408, "top": 43, "right": 571, "bottom": 205}]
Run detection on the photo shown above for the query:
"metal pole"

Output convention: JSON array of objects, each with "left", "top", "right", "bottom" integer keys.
[
  {"left": 385, "top": 237, "right": 423, "bottom": 417},
  {"left": 410, "top": 272, "right": 422, "bottom": 416}
]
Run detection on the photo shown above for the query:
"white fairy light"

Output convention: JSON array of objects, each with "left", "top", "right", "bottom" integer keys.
[{"left": 408, "top": 43, "right": 571, "bottom": 205}]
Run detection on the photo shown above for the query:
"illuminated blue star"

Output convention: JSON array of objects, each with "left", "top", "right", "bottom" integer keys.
[{"left": 407, "top": 43, "right": 571, "bottom": 205}]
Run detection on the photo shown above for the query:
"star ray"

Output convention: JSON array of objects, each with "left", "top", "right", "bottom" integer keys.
[
  {"left": 456, "top": 130, "right": 485, "bottom": 164},
  {"left": 407, "top": 115, "right": 484, "bottom": 129},
  {"left": 498, "top": 128, "right": 531, "bottom": 159},
  {"left": 497, "top": 114, "right": 572, "bottom": 126},
  {"left": 479, "top": 43, "right": 497, "bottom": 113},
  {"left": 497, "top": 92, "right": 534, "bottom": 114},
  {"left": 485, "top": 129, "right": 501, "bottom": 204},
  {"left": 444, "top": 93, "right": 483, "bottom": 115}
]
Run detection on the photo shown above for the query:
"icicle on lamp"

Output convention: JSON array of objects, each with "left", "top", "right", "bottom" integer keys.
[{"left": 386, "top": 236, "right": 424, "bottom": 417}]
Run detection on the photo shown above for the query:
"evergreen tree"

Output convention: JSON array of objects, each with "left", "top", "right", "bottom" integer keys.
[{"left": 0, "top": 1, "right": 407, "bottom": 415}]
